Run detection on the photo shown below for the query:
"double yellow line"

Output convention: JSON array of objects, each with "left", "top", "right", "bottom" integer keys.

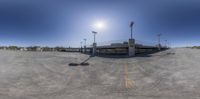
[{"left": 124, "top": 62, "right": 134, "bottom": 89}]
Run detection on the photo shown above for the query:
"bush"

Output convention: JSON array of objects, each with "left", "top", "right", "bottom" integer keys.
[
  {"left": 8, "top": 46, "right": 18, "bottom": 50},
  {"left": 192, "top": 46, "right": 200, "bottom": 49}
]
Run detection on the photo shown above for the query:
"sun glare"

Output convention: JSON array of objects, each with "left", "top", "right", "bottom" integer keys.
[{"left": 94, "top": 21, "right": 106, "bottom": 29}]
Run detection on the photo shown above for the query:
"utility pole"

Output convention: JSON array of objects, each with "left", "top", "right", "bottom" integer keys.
[
  {"left": 83, "top": 38, "right": 87, "bottom": 53},
  {"left": 92, "top": 31, "right": 97, "bottom": 56},
  {"left": 157, "top": 33, "right": 161, "bottom": 50}
]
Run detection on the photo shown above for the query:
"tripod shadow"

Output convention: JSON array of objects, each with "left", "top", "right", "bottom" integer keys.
[{"left": 69, "top": 56, "right": 91, "bottom": 66}]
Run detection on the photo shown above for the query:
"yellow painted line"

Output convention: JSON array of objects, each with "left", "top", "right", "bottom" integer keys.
[{"left": 124, "top": 62, "right": 134, "bottom": 89}]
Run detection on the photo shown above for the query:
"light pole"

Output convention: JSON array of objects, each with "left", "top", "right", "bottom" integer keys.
[
  {"left": 168, "top": 41, "right": 170, "bottom": 48},
  {"left": 128, "top": 21, "right": 135, "bottom": 56},
  {"left": 84, "top": 38, "right": 87, "bottom": 47},
  {"left": 92, "top": 31, "right": 97, "bottom": 43},
  {"left": 157, "top": 33, "right": 161, "bottom": 50},
  {"left": 92, "top": 31, "right": 97, "bottom": 56},
  {"left": 165, "top": 40, "right": 167, "bottom": 48},
  {"left": 83, "top": 38, "right": 87, "bottom": 53},
  {"left": 80, "top": 41, "right": 83, "bottom": 52},
  {"left": 157, "top": 34, "right": 161, "bottom": 45},
  {"left": 130, "top": 21, "right": 134, "bottom": 39}
]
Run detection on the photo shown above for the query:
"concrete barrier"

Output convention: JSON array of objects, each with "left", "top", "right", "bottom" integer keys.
[{"left": 128, "top": 39, "right": 135, "bottom": 57}]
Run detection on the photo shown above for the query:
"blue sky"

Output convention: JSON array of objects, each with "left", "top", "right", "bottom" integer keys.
[{"left": 0, "top": 0, "right": 200, "bottom": 47}]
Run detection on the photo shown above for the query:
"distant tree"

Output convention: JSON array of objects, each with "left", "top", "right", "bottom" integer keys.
[
  {"left": 42, "top": 46, "right": 52, "bottom": 51},
  {"left": 8, "top": 46, "right": 18, "bottom": 50},
  {"left": 192, "top": 46, "right": 200, "bottom": 49},
  {"left": 27, "top": 46, "right": 40, "bottom": 51}
]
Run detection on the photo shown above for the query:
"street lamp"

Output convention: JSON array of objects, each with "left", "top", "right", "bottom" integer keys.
[
  {"left": 165, "top": 40, "right": 167, "bottom": 48},
  {"left": 83, "top": 38, "right": 87, "bottom": 53},
  {"left": 80, "top": 41, "right": 83, "bottom": 48},
  {"left": 157, "top": 33, "right": 161, "bottom": 45},
  {"left": 128, "top": 21, "right": 136, "bottom": 56},
  {"left": 83, "top": 38, "right": 87, "bottom": 47},
  {"left": 130, "top": 21, "right": 134, "bottom": 39},
  {"left": 80, "top": 41, "right": 83, "bottom": 52},
  {"left": 157, "top": 33, "right": 162, "bottom": 50},
  {"left": 92, "top": 31, "right": 97, "bottom": 43},
  {"left": 92, "top": 31, "right": 97, "bottom": 56}
]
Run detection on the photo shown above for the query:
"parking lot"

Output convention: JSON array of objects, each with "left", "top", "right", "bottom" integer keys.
[{"left": 0, "top": 48, "right": 200, "bottom": 99}]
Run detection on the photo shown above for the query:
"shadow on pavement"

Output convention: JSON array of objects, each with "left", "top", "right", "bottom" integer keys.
[{"left": 69, "top": 56, "right": 91, "bottom": 66}]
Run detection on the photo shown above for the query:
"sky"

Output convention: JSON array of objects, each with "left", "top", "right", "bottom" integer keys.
[{"left": 0, "top": 0, "right": 200, "bottom": 47}]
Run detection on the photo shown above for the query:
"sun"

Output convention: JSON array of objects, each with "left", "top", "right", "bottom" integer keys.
[{"left": 94, "top": 21, "right": 106, "bottom": 29}]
